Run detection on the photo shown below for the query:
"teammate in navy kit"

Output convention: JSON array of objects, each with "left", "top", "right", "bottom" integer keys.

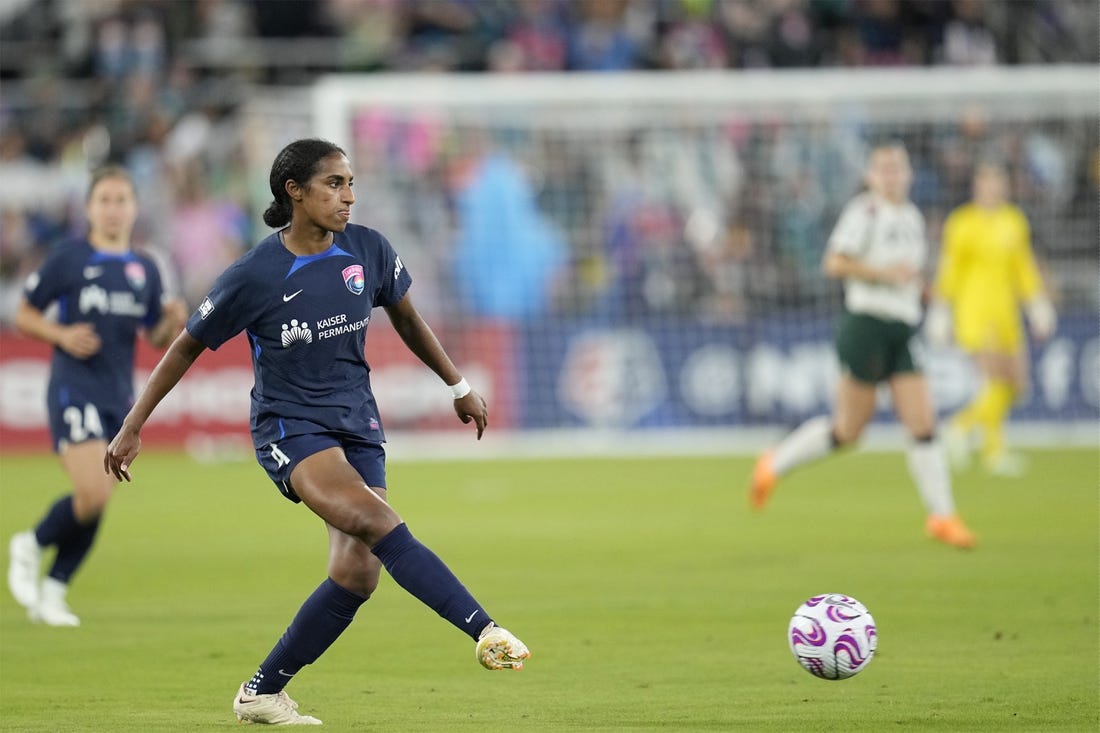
[
  {"left": 7, "top": 166, "right": 187, "bottom": 626},
  {"left": 104, "top": 139, "right": 530, "bottom": 725}
]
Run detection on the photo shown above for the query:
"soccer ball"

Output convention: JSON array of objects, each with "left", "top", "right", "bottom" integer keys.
[{"left": 788, "top": 593, "right": 877, "bottom": 680}]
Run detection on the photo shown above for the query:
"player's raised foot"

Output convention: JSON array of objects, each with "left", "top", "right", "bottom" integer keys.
[
  {"left": 233, "top": 683, "right": 322, "bottom": 725},
  {"left": 983, "top": 450, "right": 1027, "bottom": 478},
  {"left": 476, "top": 624, "right": 530, "bottom": 670},
  {"left": 7, "top": 530, "right": 42, "bottom": 609},
  {"left": 943, "top": 423, "right": 973, "bottom": 471},
  {"left": 30, "top": 577, "right": 80, "bottom": 627},
  {"left": 749, "top": 449, "right": 779, "bottom": 511},
  {"left": 925, "top": 514, "right": 976, "bottom": 550}
]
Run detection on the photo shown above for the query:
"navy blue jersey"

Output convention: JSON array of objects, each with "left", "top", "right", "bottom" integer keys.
[
  {"left": 185, "top": 224, "right": 412, "bottom": 449},
  {"left": 25, "top": 239, "right": 165, "bottom": 412}
]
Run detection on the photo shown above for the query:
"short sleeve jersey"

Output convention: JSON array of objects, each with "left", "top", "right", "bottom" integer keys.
[
  {"left": 24, "top": 239, "right": 165, "bottom": 409},
  {"left": 827, "top": 191, "right": 926, "bottom": 326},
  {"left": 185, "top": 224, "right": 412, "bottom": 449}
]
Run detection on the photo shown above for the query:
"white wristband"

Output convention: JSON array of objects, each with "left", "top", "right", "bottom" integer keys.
[{"left": 448, "top": 378, "right": 471, "bottom": 400}]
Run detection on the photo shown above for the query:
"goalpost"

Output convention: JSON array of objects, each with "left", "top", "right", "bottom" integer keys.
[{"left": 245, "top": 66, "right": 1099, "bottom": 456}]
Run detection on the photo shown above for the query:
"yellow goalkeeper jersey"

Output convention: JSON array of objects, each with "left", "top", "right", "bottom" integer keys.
[{"left": 935, "top": 203, "right": 1043, "bottom": 351}]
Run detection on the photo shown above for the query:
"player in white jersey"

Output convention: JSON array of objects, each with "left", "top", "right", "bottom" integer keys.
[{"left": 749, "top": 143, "right": 976, "bottom": 549}]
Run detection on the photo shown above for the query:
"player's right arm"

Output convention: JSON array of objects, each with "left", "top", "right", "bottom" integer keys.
[
  {"left": 17, "top": 250, "right": 101, "bottom": 359},
  {"left": 13, "top": 299, "right": 101, "bottom": 359},
  {"left": 1009, "top": 211, "right": 1056, "bottom": 341},
  {"left": 822, "top": 252, "right": 916, "bottom": 285},
  {"left": 104, "top": 330, "right": 206, "bottom": 481},
  {"left": 823, "top": 197, "right": 916, "bottom": 285}
]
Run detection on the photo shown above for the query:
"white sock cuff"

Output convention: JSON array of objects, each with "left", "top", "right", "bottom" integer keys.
[
  {"left": 907, "top": 439, "right": 955, "bottom": 516},
  {"left": 773, "top": 415, "right": 835, "bottom": 476}
]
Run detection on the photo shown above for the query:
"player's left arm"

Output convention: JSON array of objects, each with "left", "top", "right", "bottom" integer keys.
[
  {"left": 1012, "top": 211, "right": 1056, "bottom": 341},
  {"left": 139, "top": 257, "right": 187, "bottom": 348},
  {"left": 145, "top": 297, "right": 189, "bottom": 348},
  {"left": 383, "top": 293, "right": 488, "bottom": 439}
]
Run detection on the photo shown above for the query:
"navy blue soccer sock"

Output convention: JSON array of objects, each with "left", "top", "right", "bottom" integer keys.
[
  {"left": 49, "top": 515, "right": 101, "bottom": 583},
  {"left": 36, "top": 495, "right": 103, "bottom": 584},
  {"left": 247, "top": 578, "right": 367, "bottom": 695},
  {"left": 34, "top": 495, "right": 80, "bottom": 547},
  {"left": 370, "top": 523, "right": 493, "bottom": 641}
]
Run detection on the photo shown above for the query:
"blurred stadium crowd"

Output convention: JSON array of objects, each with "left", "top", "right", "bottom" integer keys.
[{"left": 1, "top": 0, "right": 1096, "bottom": 324}]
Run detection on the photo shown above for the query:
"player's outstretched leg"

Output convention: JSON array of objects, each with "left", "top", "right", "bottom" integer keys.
[
  {"left": 7, "top": 530, "right": 43, "bottom": 610},
  {"left": 750, "top": 416, "right": 836, "bottom": 510},
  {"left": 233, "top": 683, "right": 322, "bottom": 726},
  {"left": 476, "top": 623, "right": 531, "bottom": 670},
  {"left": 370, "top": 523, "right": 530, "bottom": 670}
]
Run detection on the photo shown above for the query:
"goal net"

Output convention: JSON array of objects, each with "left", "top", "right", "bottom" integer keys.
[{"left": 246, "top": 67, "right": 1097, "bottom": 444}]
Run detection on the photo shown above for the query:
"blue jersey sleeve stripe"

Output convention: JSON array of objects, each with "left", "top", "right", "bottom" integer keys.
[{"left": 89, "top": 251, "right": 139, "bottom": 263}]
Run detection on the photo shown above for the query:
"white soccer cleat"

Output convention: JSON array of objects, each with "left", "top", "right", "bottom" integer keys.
[
  {"left": 8, "top": 530, "right": 43, "bottom": 610},
  {"left": 476, "top": 624, "right": 530, "bottom": 670},
  {"left": 233, "top": 683, "right": 322, "bottom": 725},
  {"left": 31, "top": 577, "right": 80, "bottom": 627}
]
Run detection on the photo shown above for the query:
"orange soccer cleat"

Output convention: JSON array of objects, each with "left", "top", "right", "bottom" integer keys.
[
  {"left": 750, "top": 449, "right": 779, "bottom": 511},
  {"left": 925, "top": 514, "right": 977, "bottom": 549}
]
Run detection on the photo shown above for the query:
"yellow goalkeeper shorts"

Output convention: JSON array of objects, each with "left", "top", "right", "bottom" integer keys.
[{"left": 954, "top": 312, "right": 1024, "bottom": 353}]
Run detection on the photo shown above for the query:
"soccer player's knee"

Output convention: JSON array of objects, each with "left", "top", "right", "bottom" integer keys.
[
  {"left": 343, "top": 505, "right": 401, "bottom": 546},
  {"left": 332, "top": 568, "right": 379, "bottom": 598},
  {"left": 907, "top": 416, "right": 937, "bottom": 441},
  {"left": 71, "top": 492, "right": 109, "bottom": 522},
  {"left": 831, "top": 427, "right": 860, "bottom": 448}
]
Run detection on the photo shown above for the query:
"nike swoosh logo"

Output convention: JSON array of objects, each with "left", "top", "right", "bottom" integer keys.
[
  {"left": 83, "top": 266, "right": 103, "bottom": 279},
  {"left": 277, "top": 669, "right": 295, "bottom": 677},
  {"left": 283, "top": 289, "right": 303, "bottom": 302},
  {"left": 465, "top": 609, "right": 480, "bottom": 624}
]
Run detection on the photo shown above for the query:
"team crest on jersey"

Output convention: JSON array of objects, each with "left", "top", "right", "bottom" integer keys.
[
  {"left": 342, "top": 265, "right": 365, "bottom": 295},
  {"left": 125, "top": 261, "right": 146, "bottom": 289}
]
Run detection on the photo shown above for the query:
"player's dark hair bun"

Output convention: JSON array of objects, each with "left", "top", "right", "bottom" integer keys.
[
  {"left": 262, "top": 200, "right": 291, "bottom": 228},
  {"left": 266, "top": 138, "right": 346, "bottom": 229}
]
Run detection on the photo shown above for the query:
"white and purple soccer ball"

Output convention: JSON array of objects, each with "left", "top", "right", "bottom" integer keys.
[{"left": 788, "top": 593, "right": 877, "bottom": 680}]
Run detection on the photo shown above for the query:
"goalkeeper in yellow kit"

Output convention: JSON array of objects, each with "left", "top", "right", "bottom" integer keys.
[{"left": 927, "top": 164, "right": 1056, "bottom": 476}]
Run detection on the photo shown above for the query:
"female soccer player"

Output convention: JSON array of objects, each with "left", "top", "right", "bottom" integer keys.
[
  {"left": 8, "top": 166, "right": 187, "bottom": 626},
  {"left": 927, "top": 163, "right": 1056, "bottom": 476},
  {"left": 104, "top": 138, "right": 530, "bottom": 726},
  {"left": 749, "top": 142, "right": 976, "bottom": 549}
]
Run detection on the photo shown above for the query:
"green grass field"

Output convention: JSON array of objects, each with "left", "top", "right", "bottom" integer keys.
[{"left": 0, "top": 447, "right": 1096, "bottom": 731}]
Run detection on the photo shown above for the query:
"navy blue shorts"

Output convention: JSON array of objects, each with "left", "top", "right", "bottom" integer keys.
[
  {"left": 46, "top": 389, "right": 124, "bottom": 453},
  {"left": 255, "top": 432, "right": 387, "bottom": 504}
]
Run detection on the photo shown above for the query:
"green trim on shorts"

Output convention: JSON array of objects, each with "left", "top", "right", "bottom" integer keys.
[{"left": 835, "top": 310, "right": 922, "bottom": 384}]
